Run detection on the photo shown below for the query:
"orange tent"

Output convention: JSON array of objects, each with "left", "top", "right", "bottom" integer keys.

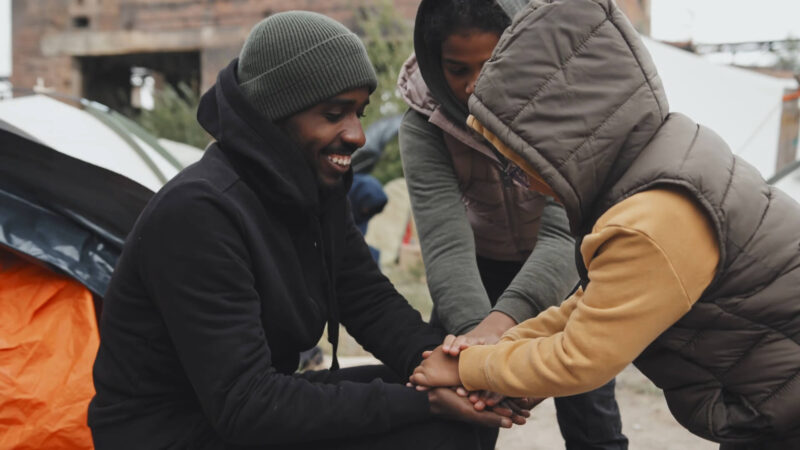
[
  {"left": 0, "top": 111, "right": 158, "bottom": 448},
  {"left": 0, "top": 249, "right": 99, "bottom": 449}
]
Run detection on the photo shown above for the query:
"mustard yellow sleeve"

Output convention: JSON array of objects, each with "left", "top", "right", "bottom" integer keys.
[
  {"left": 498, "top": 290, "right": 582, "bottom": 342},
  {"left": 458, "top": 189, "right": 719, "bottom": 398}
]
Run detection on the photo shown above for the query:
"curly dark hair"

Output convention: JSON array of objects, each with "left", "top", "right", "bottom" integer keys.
[{"left": 422, "top": 0, "right": 510, "bottom": 47}]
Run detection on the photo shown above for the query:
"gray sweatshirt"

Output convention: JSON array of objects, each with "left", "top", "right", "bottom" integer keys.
[{"left": 398, "top": 49, "right": 577, "bottom": 334}]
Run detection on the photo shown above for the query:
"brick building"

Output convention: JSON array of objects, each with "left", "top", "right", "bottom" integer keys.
[{"left": 10, "top": 0, "right": 650, "bottom": 110}]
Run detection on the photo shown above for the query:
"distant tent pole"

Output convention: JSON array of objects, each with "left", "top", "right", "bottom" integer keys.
[
  {"left": 82, "top": 102, "right": 170, "bottom": 184},
  {"left": 783, "top": 90, "right": 800, "bottom": 102},
  {"left": 84, "top": 99, "right": 187, "bottom": 170},
  {"left": 776, "top": 86, "right": 800, "bottom": 174}
]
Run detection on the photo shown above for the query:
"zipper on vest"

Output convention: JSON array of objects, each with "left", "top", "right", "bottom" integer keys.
[{"left": 499, "top": 163, "right": 525, "bottom": 255}]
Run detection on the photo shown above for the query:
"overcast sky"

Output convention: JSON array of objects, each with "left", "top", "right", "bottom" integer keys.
[{"left": 651, "top": 0, "right": 800, "bottom": 44}]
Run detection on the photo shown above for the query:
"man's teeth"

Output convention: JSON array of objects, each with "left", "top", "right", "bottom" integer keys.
[{"left": 327, "top": 154, "right": 351, "bottom": 167}]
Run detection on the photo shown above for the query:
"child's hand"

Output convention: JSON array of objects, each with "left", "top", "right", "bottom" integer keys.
[{"left": 409, "top": 346, "right": 461, "bottom": 388}]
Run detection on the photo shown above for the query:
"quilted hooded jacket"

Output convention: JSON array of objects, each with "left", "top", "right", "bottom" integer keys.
[{"left": 467, "top": 0, "right": 800, "bottom": 443}]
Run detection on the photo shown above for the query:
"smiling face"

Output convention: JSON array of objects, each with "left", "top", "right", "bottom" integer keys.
[
  {"left": 441, "top": 28, "right": 501, "bottom": 108},
  {"left": 278, "top": 87, "right": 370, "bottom": 190}
]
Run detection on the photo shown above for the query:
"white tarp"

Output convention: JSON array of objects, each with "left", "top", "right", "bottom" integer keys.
[
  {"left": 643, "top": 38, "right": 796, "bottom": 179},
  {"left": 0, "top": 95, "right": 180, "bottom": 192},
  {"left": 774, "top": 164, "right": 800, "bottom": 202}
]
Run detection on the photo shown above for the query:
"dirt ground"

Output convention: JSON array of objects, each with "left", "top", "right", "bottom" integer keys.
[
  {"left": 327, "top": 355, "right": 718, "bottom": 450},
  {"left": 322, "top": 277, "right": 720, "bottom": 449},
  {"left": 495, "top": 365, "right": 718, "bottom": 450}
]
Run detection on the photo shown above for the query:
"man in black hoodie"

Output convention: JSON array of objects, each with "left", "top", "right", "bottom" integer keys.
[{"left": 88, "top": 11, "right": 519, "bottom": 450}]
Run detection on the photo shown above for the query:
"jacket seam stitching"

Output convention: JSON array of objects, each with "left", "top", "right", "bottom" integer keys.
[
  {"left": 756, "top": 367, "right": 800, "bottom": 408},
  {"left": 736, "top": 189, "right": 772, "bottom": 255},
  {"left": 608, "top": 14, "right": 665, "bottom": 118},
  {"left": 710, "top": 299, "right": 800, "bottom": 345},
  {"left": 720, "top": 157, "right": 737, "bottom": 212},
  {"left": 486, "top": 0, "right": 545, "bottom": 67},
  {"left": 724, "top": 240, "right": 783, "bottom": 277},
  {"left": 719, "top": 333, "right": 767, "bottom": 378},
  {"left": 556, "top": 80, "right": 649, "bottom": 170},
  {"left": 719, "top": 253, "right": 800, "bottom": 314},
  {"left": 508, "top": 17, "right": 610, "bottom": 125},
  {"left": 678, "top": 125, "right": 701, "bottom": 172},
  {"left": 676, "top": 328, "right": 705, "bottom": 353}
]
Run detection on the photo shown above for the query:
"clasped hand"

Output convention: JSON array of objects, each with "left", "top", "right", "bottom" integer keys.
[
  {"left": 409, "top": 332, "right": 542, "bottom": 429},
  {"left": 411, "top": 311, "right": 513, "bottom": 388}
]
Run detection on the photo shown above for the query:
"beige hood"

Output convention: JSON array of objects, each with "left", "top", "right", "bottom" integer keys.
[{"left": 468, "top": 0, "right": 669, "bottom": 234}]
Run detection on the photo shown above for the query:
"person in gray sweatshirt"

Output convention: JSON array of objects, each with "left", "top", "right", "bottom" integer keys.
[{"left": 398, "top": 0, "right": 628, "bottom": 448}]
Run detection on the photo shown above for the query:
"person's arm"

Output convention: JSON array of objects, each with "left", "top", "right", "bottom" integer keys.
[
  {"left": 458, "top": 190, "right": 719, "bottom": 398},
  {"left": 336, "top": 200, "right": 446, "bottom": 377},
  {"left": 499, "top": 290, "right": 582, "bottom": 341},
  {"left": 399, "top": 110, "right": 491, "bottom": 334},
  {"left": 445, "top": 198, "right": 577, "bottom": 353},
  {"left": 493, "top": 197, "right": 577, "bottom": 323},
  {"left": 457, "top": 229, "right": 695, "bottom": 397},
  {"left": 409, "top": 289, "right": 580, "bottom": 390},
  {"left": 414, "top": 189, "right": 719, "bottom": 399},
  {"left": 328, "top": 205, "right": 523, "bottom": 428},
  {"left": 139, "top": 186, "right": 435, "bottom": 446}
]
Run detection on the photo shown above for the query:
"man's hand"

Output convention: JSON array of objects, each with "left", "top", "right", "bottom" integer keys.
[
  {"left": 410, "top": 346, "right": 460, "bottom": 388},
  {"left": 461, "top": 389, "right": 505, "bottom": 411},
  {"left": 455, "top": 387, "right": 541, "bottom": 417},
  {"left": 508, "top": 397, "right": 547, "bottom": 410},
  {"left": 442, "top": 311, "right": 517, "bottom": 356},
  {"left": 428, "top": 388, "right": 524, "bottom": 428},
  {"left": 487, "top": 395, "right": 544, "bottom": 418}
]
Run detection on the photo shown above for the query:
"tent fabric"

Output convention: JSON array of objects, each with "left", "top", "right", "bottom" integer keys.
[
  {"left": 643, "top": 38, "right": 795, "bottom": 179},
  {"left": 0, "top": 117, "right": 153, "bottom": 247},
  {"left": 0, "top": 248, "right": 98, "bottom": 450},
  {"left": 0, "top": 190, "right": 117, "bottom": 297},
  {"left": 0, "top": 95, "right": 179, "bottom": 192},
  {"left": 0, "top": 117, "right": 154, "bottom": 296}
]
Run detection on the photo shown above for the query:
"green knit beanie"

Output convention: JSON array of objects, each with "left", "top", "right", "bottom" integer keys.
[{"left": 237, "top": 11, "right": 378, "bottom": 121}]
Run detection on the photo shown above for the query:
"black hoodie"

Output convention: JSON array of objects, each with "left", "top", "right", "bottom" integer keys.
[{"left": 89, "top": 60, "right": 442, "bottom": 449}]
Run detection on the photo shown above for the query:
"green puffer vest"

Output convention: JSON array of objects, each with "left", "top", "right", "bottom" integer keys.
[{"left": 469, "top": 0, "right": 800, "bottom": 443}]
